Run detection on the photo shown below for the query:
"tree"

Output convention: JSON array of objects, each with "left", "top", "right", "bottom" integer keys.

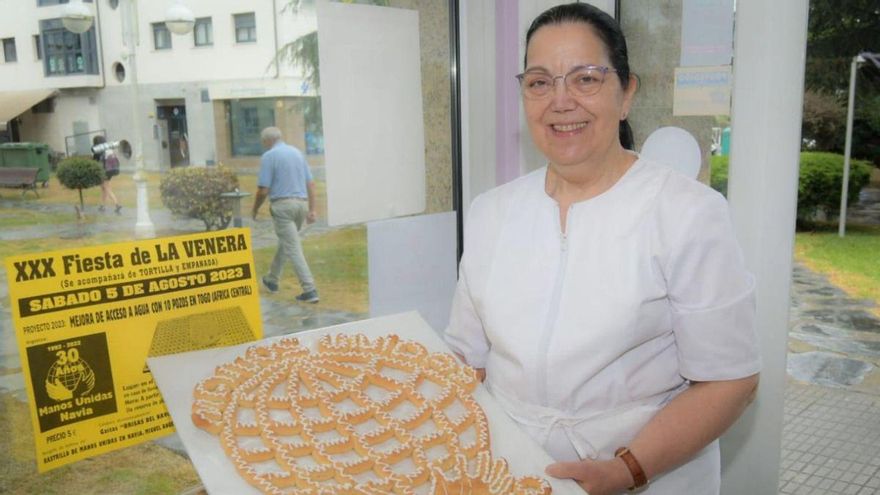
[
  {"left": 801, "top": 89, "right": 846, "bottom": 151},
  {"left": 55, "top": 157, "right": 105, "bottom": 219},
  {"left": 805, "top": 0, "right": 880, "bottom": 163}
]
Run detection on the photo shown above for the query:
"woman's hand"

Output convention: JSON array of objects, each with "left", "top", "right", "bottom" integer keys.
[
  {"left": 452, "top": 352, "right": 486, "bottom": 382},
  {"left": 545, "top": 458, "right": 632, "bottom": 495},
  {"left": 475, "top": 368, "right": 486, "bottom": 382}
]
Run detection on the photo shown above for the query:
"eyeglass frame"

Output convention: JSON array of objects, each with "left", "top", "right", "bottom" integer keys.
[{"left": 515, "top": 64, "right": 619, "bottom": 99}]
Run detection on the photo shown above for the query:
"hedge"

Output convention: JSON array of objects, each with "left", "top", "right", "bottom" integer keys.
[
  {"left": 159, "top": 166, "right": 239, "bottom": 231},
  {"left": 709, "top": 152, "right": 872, "bottom": 223}
]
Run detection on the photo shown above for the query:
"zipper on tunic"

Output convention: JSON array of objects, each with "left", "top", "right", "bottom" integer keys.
[{"left": 537, "top": 205, "right": 572, "bottom": 406}]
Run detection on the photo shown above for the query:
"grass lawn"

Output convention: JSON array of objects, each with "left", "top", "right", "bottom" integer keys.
[
  {"left": 795, "top": 225, "right": 880, "bottom": 316},
  {"left": 0, "top": 393, "right": 201, "bottom": 495},
  {"left": 253, "top": 226, "right": 368, "bottom": 314}
]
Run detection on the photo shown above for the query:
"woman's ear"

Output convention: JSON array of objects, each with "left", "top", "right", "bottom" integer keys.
[{"left": 621, "top": 73, "right": 639, "bottom": 119}]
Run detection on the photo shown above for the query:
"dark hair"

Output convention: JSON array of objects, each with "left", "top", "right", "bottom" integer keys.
[
  {"left": 525, "top": 3, "right": 635, "bottom": 150},
  {"left": 92, "top": 135, "right": 106, "bottom": 146}
]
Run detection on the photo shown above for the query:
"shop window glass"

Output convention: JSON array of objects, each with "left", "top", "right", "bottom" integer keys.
[
  {"left": 1, "top": 2, "right": 458, "bottom": 493},
  {"left": 228, "top": 99, "right": 275, "bottom": 156}
]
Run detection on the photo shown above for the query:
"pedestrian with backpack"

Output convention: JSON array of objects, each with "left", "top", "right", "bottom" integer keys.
[{"left": 91, "top": 135, "right": 122, "bottom": 214}]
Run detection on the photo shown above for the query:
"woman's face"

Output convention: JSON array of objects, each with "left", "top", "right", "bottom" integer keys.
[{"left": 523, "top": 22, "right": 635, "bottom": 169}]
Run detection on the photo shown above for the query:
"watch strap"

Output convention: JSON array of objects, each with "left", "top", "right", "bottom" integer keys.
[{"left": 615, "top": 446, "right": 648, "bottom": 490}]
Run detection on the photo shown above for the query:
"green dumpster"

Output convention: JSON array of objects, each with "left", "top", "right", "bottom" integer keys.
[{"left": 0, "top": 142, "right": 52, "bottom": 185}]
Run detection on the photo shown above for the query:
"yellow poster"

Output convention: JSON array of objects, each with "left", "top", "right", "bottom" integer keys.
[{"left": 4, "top": 228, "right": 263, "bottom": 472}]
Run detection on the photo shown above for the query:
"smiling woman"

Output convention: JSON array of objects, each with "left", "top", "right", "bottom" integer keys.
[{"left": 444, "top": 3, "right": 761, "bottom": 495}]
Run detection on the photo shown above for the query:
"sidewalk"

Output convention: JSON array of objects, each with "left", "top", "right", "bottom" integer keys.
[{"left": 779, "top": 264, "right": 880, "bottom": 495}]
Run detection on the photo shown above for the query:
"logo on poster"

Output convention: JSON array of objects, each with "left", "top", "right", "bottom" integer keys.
[{"left": 45, "top": 348, "right": 95, "bottom": 401}]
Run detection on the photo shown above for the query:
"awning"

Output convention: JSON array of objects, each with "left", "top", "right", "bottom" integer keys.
[{"left": 0, "top": 89, "right": 58, "bottom": 127}]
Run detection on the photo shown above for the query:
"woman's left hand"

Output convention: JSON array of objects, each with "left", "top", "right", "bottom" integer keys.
[{"left": 545, "top": 458, "right": 632, "bottom": 495}]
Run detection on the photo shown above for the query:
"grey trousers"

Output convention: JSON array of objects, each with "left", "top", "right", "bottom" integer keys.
[{"left": 266, "top": 199, "right": 315, "bottom": 292}]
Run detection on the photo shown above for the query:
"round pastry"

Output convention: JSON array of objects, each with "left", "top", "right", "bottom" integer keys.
[{"left": 191, "top": 334, "right": 551, "bottom": 494}]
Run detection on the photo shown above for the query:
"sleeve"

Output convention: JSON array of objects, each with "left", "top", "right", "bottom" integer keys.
[
  {"left": 444, "top": 262, "right": 491, "bottom": 368},
  {"left": 256, "top": 154, "right": 272, "bottom": 188},
  {"left": 443, "top": 195, "right": 492, "bottom": 368},
  {"left": 662, "top": 188, "right": 762, "bottom": 382}
]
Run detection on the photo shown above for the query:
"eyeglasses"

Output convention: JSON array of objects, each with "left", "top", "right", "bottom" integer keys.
[{"left": 515, "top": 65, "right": 618, "bottom": 99}]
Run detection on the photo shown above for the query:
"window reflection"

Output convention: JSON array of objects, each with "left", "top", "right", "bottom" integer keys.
[{"left": 0, "top": 1, "right": 455, "bottom": 492}]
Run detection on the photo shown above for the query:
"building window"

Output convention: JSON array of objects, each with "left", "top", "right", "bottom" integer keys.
[
  {"left": 2, "top": 38, "right": 16, "bottom": 62},
  {"left": 233, "top": 13, "right": 256, "bottom": 43},
  {"left": 153, "top": 23, "right": 172, "bottom": 50},
  {"left": 40, "top": 18, "right": 99, "bottom": 76},
  {"left": 33, "top": 35, "right": 41, "bottom": 60},
  {"left": 194, "top": 17, "right": 212, "bottom": 46},
  {"left": 228, "top": 99, "right": 274, "bottom": 156}
]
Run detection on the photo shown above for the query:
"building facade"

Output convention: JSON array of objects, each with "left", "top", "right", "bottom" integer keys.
[{"left": 0, "top": 0, "right": 317, "bottom": 170}]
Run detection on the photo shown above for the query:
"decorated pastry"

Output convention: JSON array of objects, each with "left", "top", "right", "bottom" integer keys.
[{"left": 191, "top": 334, "right": 551, "bottom": 494}]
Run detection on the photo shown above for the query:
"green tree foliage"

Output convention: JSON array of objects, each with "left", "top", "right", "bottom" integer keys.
[
  {"left": 801, "top": 90, "right": 846, "bottom": 151},
  {"left": 159, "top": 166, "right": 239, "bottom": 231},
  {"left": 55, "top": 157, "right": 105, "bottom": 212},
  {"left": 805, "top": 0, "right": 880, "bottom": 163},
  {"left": 710, "top": 152, "right": 872, "bottom": 226}
]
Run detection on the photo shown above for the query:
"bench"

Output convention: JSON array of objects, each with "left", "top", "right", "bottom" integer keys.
[{"left": 0, "top": 167, "right": 40, "bottom": 197}]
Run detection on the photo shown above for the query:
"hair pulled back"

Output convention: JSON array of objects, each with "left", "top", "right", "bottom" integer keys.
[{"left": 524, "top": 3, "right": 635, "bottom": 150}]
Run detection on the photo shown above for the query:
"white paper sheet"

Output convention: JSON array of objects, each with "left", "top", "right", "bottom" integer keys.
[
  {"left": 317, "top": 2, "right": 426, "bottom": 226},
  {"left": 148, "top": 311, "right": 582, "bottom": 494}
]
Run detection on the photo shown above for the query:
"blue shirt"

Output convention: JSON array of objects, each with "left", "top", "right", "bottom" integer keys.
[{"left": 257, "top": 141, "right": 313, "bottom": 200}]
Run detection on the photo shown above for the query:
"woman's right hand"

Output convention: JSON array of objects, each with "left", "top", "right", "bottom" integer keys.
[{"left": 453, "top": 352, "right": 486, "bottom": 382}]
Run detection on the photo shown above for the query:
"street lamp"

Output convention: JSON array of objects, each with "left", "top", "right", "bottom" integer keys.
[
  {"left": 60, "top": 0, "right": 93, "bottom": 34},
  {"left": 839, "top": 52, "right": 880, "bottom": 237},
  {"left": 165, "top": 0, "right": 195, "bottom": 35},
  {"left": 62, "top": 1, "right": 194, "bottom": 239}
]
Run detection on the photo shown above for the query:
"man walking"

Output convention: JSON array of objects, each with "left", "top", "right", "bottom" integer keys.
[{"left": 252, "top": 127, "right": 319, "bottom": 303}]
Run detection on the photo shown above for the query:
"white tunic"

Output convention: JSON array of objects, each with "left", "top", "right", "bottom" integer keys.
[{"left": 444, "top": 158, "right": 761, "bottom": 494}]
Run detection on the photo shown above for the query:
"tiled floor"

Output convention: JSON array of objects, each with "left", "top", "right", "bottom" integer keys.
[{"left": 779, "top": 383, "right": 880, "bottom": 494}]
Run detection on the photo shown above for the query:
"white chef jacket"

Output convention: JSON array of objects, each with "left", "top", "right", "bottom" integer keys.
[{"left": 444, "top": 158, "right": 761, "bottom": 494}]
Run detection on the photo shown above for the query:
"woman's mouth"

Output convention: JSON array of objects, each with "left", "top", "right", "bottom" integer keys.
[{"left": 551, "top": 122, "right": 587, "bottom": 133}]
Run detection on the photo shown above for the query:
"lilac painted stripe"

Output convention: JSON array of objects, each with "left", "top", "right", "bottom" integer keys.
[{"left": 495, "top": 0, "right": 520, "bottom": 185}]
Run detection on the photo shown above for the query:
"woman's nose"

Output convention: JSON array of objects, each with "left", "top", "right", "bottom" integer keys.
[{"left": 549, "top": 77, "right": 577, "bottom": 110}]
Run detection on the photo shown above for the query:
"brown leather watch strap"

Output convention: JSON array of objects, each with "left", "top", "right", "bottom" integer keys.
[{"left": 615, "top": 446, "right": 648, "bottom": 490}]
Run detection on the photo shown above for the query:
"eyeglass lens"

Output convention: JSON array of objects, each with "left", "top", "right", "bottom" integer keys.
[{"left": 520, "top": 67, "right": 607, "bottom": 98}]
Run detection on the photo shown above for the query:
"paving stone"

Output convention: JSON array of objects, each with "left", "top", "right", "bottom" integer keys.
[{"left": 787, "top": 351, "right": 875, "bottom": 388}]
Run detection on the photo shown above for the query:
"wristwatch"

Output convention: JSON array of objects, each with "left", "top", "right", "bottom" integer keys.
[{"left": 615, "top": 446, "right": 648, "bottom": 491}]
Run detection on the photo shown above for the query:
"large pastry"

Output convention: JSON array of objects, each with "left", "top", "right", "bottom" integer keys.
[{"left": 191, "top": 333, "right": 551, "bottom": 494}]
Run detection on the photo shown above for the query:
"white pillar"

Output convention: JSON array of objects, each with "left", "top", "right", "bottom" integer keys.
[{"left": 720, "top": 1, "right": 808, "bottom": 493}]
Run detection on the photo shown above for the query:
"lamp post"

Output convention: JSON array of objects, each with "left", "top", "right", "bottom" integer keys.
[
  {"left": 839, "top": 52, "right": 880, "bottom": 237},
  {"left": 62, "top": 0, "right": 194, "bottom": 239}
]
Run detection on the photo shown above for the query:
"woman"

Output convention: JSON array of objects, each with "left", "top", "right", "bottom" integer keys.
[
  {"left": 444, "top": 4, "right": 760, "bottom": 494},
  {"left": 91, "top": 135, "right": 122, "bottom": 214}
]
